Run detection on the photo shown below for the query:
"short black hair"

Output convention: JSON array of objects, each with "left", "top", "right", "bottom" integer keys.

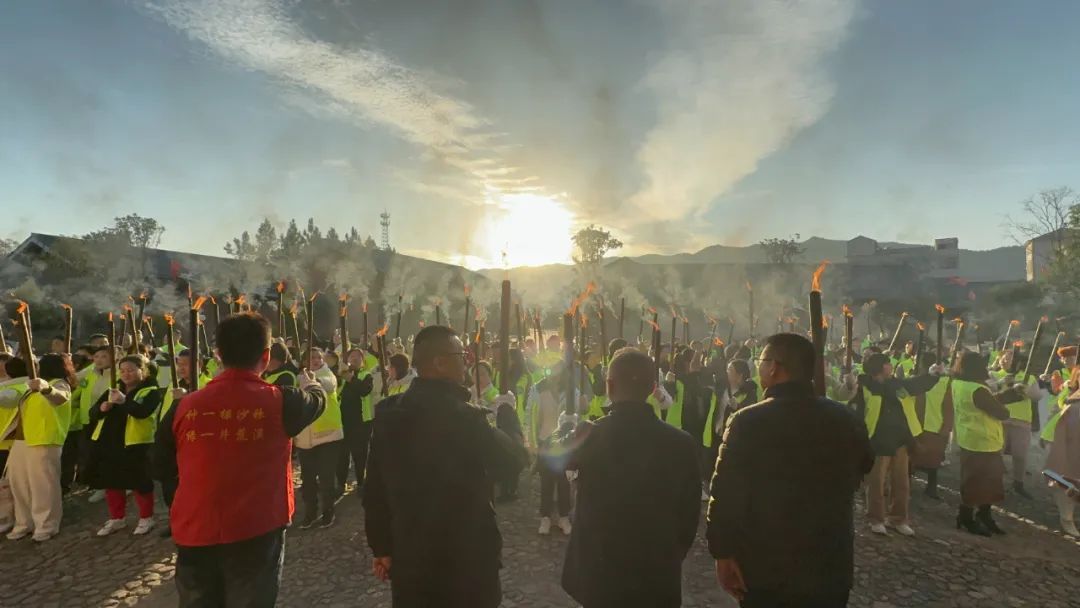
[
  {"left": 177, "top": 349, "right": 193, "bottom": 359},
  {"left": 269, "top": 343, "right": 289, "bottom": 363},
  {"left": 91, "top": 345, "right": 112, "bottom": 355},
  {"left": 216, "top": 313, "right": 271, "bottom": 368},
  {"left": 88, "top": 333, "right": 108, "bottom": 342},
  {"left": 728, "top": 358, "right": 751, "bottom": 381},
  {"left": 608, "top": 348, "right": 656, "bottom": 401},
  {"left": 389, "top": 353, "right": 411, "bottom": 379},
  {"left": 4, "top": 356, "right": 28, "bottom": 378},
  {"left": 863, "top": 353, "right": 890, "bottom": 376},
  {"left": 764, "top": 333, "right": 815, "bottom": 381},
  {"left": 413, "top": 325, "right": 459, "bottom": 369}
]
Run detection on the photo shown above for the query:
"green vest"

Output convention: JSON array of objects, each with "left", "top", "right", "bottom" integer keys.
[
  {"left": 664, "top": 380, "right": 685, "bottom": 429},
  {"left": 951, "top": 379, "right": 1004, "bottom": 452},
  {"left": 264, "top": 369, "right": 297, "bottom": 388},
  {"left": 703, "top": 393, "right": 720, "bottom": 448},
  {"left": 862, "top": 387, "right": 921, "bottom": 438},
  {"left": 311, "top": 389, "right": 343, "bottom": 434},
  {"left": 91, "top": 386, "right": 159, "bottom": 447},
  {"left": 585, "top": 369, "right": 605, "bottom": 420},
  {"left": 898, "top": 356, "right": 915, "bottom": 377},
  {"left": 0, "top": 381, "right": 29, "bottom": 449},
  {"left": 78, "top": 369, "right": 110, "bottom": 427},
  {"left": 922, "top": 377, "right": 950, "bottom": 434},
  {"left": 647, "top": 393, "right": 662, "bottom": 419},
  {"left": 21, "top": 380, "right": 72, "bottom": 447}
]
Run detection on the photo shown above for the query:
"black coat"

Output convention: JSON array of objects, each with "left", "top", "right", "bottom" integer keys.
[
  {"left": 362, "top": 377, "right": 524, "bottom": 608},
  {"left": 84, "top": 378, "right": 162, "bottom": 493},
  {"left": 707, "top": 380, "right": 873, "bottom": 597},
  {"left": 562, "top": 401, "right": 702, "bottom": 608}
]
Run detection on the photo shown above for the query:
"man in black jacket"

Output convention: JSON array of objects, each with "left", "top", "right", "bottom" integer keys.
[
  {"left": 707, "top": 333, "right": 873, "bottom": 607},
  {"left": 363, "top": 325, "right": 523, "bottom": 608},
  {"left": 562, "top": 348, "right": 701, "bottom": 608},
  {"left": 337, "top": 347, "right": 375, "bottom": 495}
]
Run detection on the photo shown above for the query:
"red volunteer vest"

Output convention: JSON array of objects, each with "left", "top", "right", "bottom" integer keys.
[{"left": 171, "top": 368, "right": 293, "bottom": 546}]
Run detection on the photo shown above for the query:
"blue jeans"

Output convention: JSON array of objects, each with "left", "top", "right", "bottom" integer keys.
[{"left": 175, "top": 527, "right": 286, "bottom": 607}]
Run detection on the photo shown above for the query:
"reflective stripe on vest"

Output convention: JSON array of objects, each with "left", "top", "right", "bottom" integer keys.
[
  {"left": 951, "top": 379, "right": 1004, "bottom": 452},
  {"left": 922, "top": 377, "right": 950, "bottom": 434},
  {"left": 92, "top": 386, "right": 159, "bottom": 446},
  {"left": 862, "top": 387, "right": 921, "bottom": 438},
  {"left": 21, "top": 380, "right": 72, "bottom": 447},
  {"left": 703, "top": 393, "right": 719, "bottom": 448}
]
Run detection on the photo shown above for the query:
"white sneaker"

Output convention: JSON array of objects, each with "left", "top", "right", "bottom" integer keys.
[
  {"left": 88, "top": 490, "right": 106, "bottom": 504},
  {"left": 557, "top": 516, "right": 572, "bottom": 535},
  {"left": 1062, "top": 520, "right": 1080, "bottom": 537},
  {"left": 132, "top": 518, "right": 154, "bottom": 536},
  {"left": 893, "top": 523, "right": 915, "bottom": 537},
  {"left": 870, "top": 523, "right": 888, "bottom": 535},
  {"left": 97, "top": 519, "right": 126, "bottom": 537},
  {"left": 6, "top": 528, "right": 31, "bottom": 541},
  {"left": 538, "top": 517, "right": 551, "bottom": 535}
]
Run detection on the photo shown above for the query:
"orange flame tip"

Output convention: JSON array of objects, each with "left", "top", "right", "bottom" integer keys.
[
  {"left": 192, "top": 296, "right": 208, "bottom": 310},
  {"left": 647, "top": 319, "right": 660, "bottom": 331},
  {"left": 1041, "top": 315, "right": 1049, "bottom": 323},
  {"left": 464, "top": 284, "right": 471, "bottom": 297},
  {"left": 309, "top": 291, "right": 320, "bottom": 303},
  {"left": 60, "top": 303, "right": 72, "bottom": 311},
  {"left": 375, "top": 324, "right": 389, "bottom": 337},
  {"left": 810, "top": 260, "right": 831, "bottom": 292},
  {"left": 935, "top": 304, "right": 945, "bottom": 314},
  {"left": 164, "top": 314, "right": 175, "bottom": 325},
  {"left": 107, "top": 312, "right": 114, "bottom": 322},
  {"left": 1013, "top": 340, "right": 1024, "bottom": 348},
  {"left": 276, "top": 281, "right": 286, "bottom": 293},
  {"left": 16, "top": 300, "right": 29, "bottom": 314},
  {"left": 1010, "top": 320, "right": 1020, "bottom": 326},
  {"left": 916, "top": 322, "right": 926, "bottom": 331}
]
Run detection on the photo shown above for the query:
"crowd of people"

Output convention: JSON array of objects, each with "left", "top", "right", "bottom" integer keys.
[{"left": 1, "top": 307, "right": 1079, "bottom": 607}]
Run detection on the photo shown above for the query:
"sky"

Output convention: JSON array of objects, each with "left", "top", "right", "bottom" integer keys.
[{"left": 3, "top": 0, "right": 1079, "bottom": 269}]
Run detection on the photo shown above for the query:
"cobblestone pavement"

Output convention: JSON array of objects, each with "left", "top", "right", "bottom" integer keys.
[{"left": 2, "top": 448, "right": 1078, "bottom": 608}]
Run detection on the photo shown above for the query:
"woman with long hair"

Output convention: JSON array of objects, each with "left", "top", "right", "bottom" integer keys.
[
  {"left": 85, "top": 354, "right": 162, "bottom": 536},
  {"left": 1, "top": 353, "right": 74, "bottom": 542}
]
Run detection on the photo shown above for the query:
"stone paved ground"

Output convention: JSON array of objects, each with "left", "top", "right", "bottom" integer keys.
[{"left": 2, "top": 445, "right": 1078, "bottom": 608}]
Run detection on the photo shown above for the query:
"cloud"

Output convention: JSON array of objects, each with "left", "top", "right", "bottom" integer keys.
[
  {"left": 628, "top": 0, "right": 858, "bottom": 223},
  {"left": 148, "top": 0, "right": 538, "bottom": 197}
]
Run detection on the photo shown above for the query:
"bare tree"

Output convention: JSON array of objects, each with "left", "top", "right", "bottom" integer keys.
[{"left": 1004, "top": 186, "right": 1078, "bottom": 251}]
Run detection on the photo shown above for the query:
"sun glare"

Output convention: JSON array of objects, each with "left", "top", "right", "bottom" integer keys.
[{"left": 476, "top": 192, "right": 575, "bottom": 268}]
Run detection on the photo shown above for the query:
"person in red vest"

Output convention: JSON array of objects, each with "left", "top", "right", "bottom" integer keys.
[{"left": 152, "top": 312, "right": 325, "bottom": 607}]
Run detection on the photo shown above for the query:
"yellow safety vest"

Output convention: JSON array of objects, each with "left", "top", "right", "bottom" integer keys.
[
  {"left": 91, "top": 386, "right": 159, "bottom": 447},
  {"left": 78, "top": 369, "right": 110, "bottom": 427},
  {"left": 862, "top": 387, "right": 921, "bottom": 438},
  {"left": 703, "top": 392, "right": 720, "bottom": 448},
  {"left": 664, "top": 380, "right": 685, "bottom": 429},
  {"left": 922, "top": 377, "right": 950, "bottom": 434},
  {"left": 264, "top": 369, "right": 297, "bottom": 387},
  {"left": 21, "top": 380, "right": 72, "bottom": 447},
  {"left": 951, "top": 379, "right": 1004, "bottom": 452},
  {"left": 311, "top": 370, "right": 343, "bottom": 434},
  {"left": 0, "top": 381, "right": 29, "bottom": 450}
]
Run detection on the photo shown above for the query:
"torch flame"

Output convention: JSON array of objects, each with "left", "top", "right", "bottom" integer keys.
[
  {"left": 810, "top": 260, "right": 831, "bottom": 292},
  {"left": 713, "top": 338, "right": 725, "bottom": 347},
  {"left": 1010, "top": 319, "right": 1020, "bottom": 326},
  {"left": 822, "top": 316, "right": 830, "bottom": 329},
  {"left": 339, "top": 293, "right": 348, "bottom": 303},
  {"left": 1013, "top": 340, "right": 1024, "bottom": 348},
  {"left": 235, "top": 294, "right": 247, "bottom": 307},
  {"left": 192, "top": 296, "right": 208, "bottom": 311},
  {"left": 646, "top": 318, "right": 661, "bottom": 331},
  {"left": 935, "top": 304, "right": 945, "bottom": 314},
  {"left": 567, "top": 282, "right": 597, "bottom": 316},
  {"left": 164, "top": 313, "right": 175, "bottom": 325},
  {"left": 1041, "top": 315, "right": 1049, "bottom": 323},
  {"left": 139, "top": 290, "right": 149, "bottom": 300},
  {"left": 916, "top": 322, "right": 926, "bottom": 331},
  {"left": 309, "top": 291, "right": 320, "bottom": 303},
  {"left": 953, "top": 317, "right": 964, "bottom": 324},
  {"left": 464, "top": 284, "right": 471, "bottom": 297},
  {"left": 208, "top": 294, "right": 216, "bottom": 305},
  {"left": 16, "top": 300, "right": 28, "bottom": 315},
  {"left": 376, "top": 323, "right": 389, "bottom": 338},
  {"left": 60, "top": 303, "right": 72, "bottom": 311},
  {"left": 108, "top": 312, "right": 114, "bottom": 322},
  {"left": 123, "top": 304, "right": 132, "bottom": 313},
  {"left": 842, "top": 304, "right": 853, "bottom": 317},
  {"left": 419, "top": 320, "right": 426, "bottom": 328},
  {"left": 276, "top": 281, "right": 286, "bottom": 293}
]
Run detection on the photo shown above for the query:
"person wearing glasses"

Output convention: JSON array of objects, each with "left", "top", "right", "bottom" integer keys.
[
  {"left": 707, "top": 333, "right": 873, "bottom": 607},
  {"left": 363, "top": 325, "right": 524, "bottom": 608}
]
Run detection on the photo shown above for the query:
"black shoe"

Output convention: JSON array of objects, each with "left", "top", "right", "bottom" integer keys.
[
  {"left": 956, "top": 507, "right": 992, "bottom": 537},
  {"left": 977, "top": 508, "right": 1006, "bottom": 535},
  {"left": 1013, "top": 482, "right": 1033, "bottom": 500},
  {"left": 297, "top": 514, "right": 319, "bottom": 530},
  {"left": 317, "top": 512, "right": 336, "bottom": 529},
  {"left": 158, "top": 525, "right": 172, "bottom": 539}
]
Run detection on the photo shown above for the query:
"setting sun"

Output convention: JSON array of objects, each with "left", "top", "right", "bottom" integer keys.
[{"left": 472, "top": 191, "right": 575, "bottom": 268}]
